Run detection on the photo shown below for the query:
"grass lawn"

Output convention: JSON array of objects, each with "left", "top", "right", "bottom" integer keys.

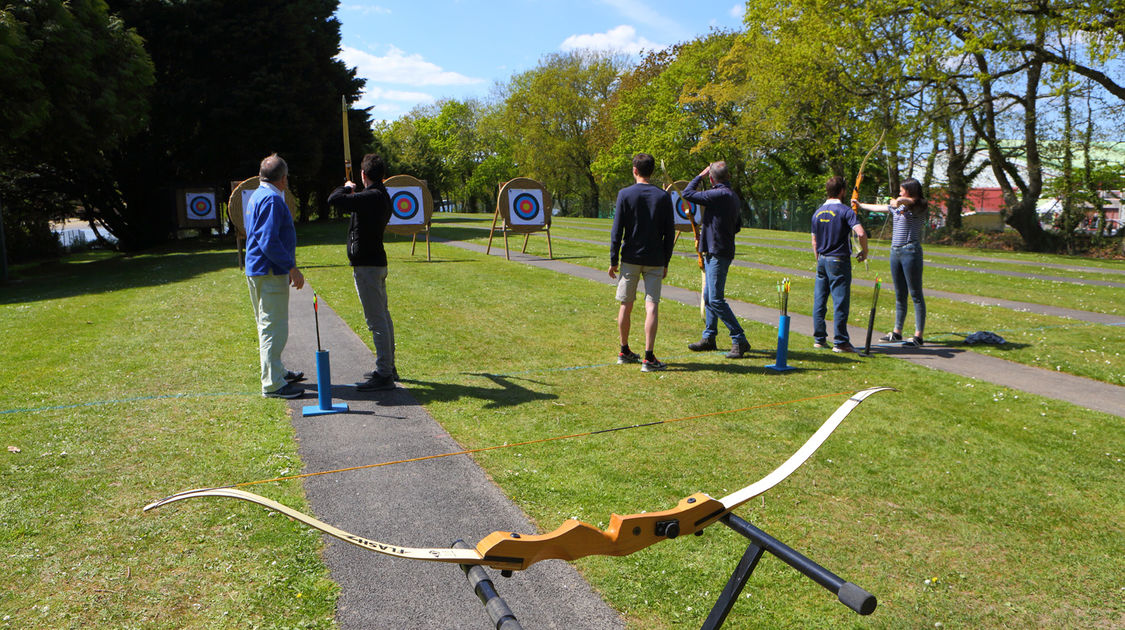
[
  {"left": 436, "top": 214, "right": 1125, "bottom": 385},
  {"left": 2, "top": 221, "right": 1122, "bottom": 629}
]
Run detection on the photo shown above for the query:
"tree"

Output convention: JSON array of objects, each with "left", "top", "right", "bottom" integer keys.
[
  {"left": 104, "top": 0, "right": 365, "bottom": 248},
  {"left": 500, "top": 52, "right": 624, "bottom": 217},
  {"left": 904, "top": 0, "right": 1125, "bottom": 249},
  {"left": 597, "top": 34, "right": 737, "bottom": 189},
  {"left": 0, "top": 0, "right": 152, "bottom": 260}
]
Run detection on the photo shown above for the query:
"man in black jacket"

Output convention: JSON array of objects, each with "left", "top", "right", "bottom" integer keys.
[
  {"left": 608, "top": 153, "right": 675, "bottom": 372},
  {"left": 327, "top": 154, "right": 396, "bottom": 391}
]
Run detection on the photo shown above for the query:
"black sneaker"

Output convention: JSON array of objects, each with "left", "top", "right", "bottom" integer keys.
[
  {"left": 363, "top": 368, "right": 400, "bottom": 380},
  {"left": 880, "top": 332, "right": 903, "bottom": 342},
  {"left": 284, "top": 370, "right": 306, "bottom": 383},
  {"left": 688, "top": 337, "right": 717, "bottom": 351},
  {"left": 264, "top": 383, "right": 304, "bottom": 399},
  {"left": 356, "top": 374, "right": 395, "bottom": 391},
  {"left": 832, "top": 342, "right": 857, "bottom": 353},
  {"left": 641, "top": 358, "right": 667, "bottom": 372},
  {"left": 902, "top": 336, "right": 924, "bottom": 347},
  {"left": 813, "top": 341, "right": 829, "bottom": 349},
  {"left": 617, "top": 350, "right": 641, "bottom": 364}
]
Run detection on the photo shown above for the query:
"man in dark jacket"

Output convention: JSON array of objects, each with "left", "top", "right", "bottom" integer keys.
[
  {"left": 682, "top": 161, "right": 750, "bottom": 358},
  {"left": 327, "top": 153, "right": 396, "bottom": 391},
  {"left": 608, "top": 153, "right": 675, "bottom": 372}
]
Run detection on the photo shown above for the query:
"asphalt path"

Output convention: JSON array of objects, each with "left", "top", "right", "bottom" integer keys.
[
  {"left": 281, "top": 287, "right": 624, "bottom": 630},
  {"left": 437, "top": 237, "right": 1125, "bottom": 419}
]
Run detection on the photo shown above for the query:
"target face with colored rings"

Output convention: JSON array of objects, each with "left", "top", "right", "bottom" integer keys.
[
  {"left": 390, "top": 190, "right": 420, "bottom": 221},
  {"left": 675, "top": 197, "right": 696, "bottom": 222},
  {"left": 189, "top": 194, "right": 214, "bottom": 218},
  {"left": 512, "top": 192, "right": 541, "bottom": 221}
]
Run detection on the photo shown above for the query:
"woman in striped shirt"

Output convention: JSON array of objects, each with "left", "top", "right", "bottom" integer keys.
[{"left": 854, "top": 178, "right": 927, "bottom": 346}]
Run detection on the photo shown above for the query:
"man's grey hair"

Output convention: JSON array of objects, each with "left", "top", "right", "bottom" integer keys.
[
  {"left": 709, "top": 161, "right": 730, "bottom": 183},
  {"left": 259, "top": 153, "right": 288, "bottom": 183}
]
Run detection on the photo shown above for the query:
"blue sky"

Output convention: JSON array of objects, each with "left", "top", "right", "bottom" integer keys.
[{"left": 336, "top": 0, "right": 747, "bottom": 121}]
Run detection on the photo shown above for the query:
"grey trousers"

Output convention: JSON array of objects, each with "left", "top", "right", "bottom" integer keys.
[{"left": 353, "top": 266, "right": 395, "bottom": 377}]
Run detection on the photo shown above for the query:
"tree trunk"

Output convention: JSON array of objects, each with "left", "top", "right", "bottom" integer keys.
[{"left": 584, "top": 170, "right": 599, "bottom": 218}]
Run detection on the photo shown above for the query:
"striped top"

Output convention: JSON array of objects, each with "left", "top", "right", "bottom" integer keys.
[{"left": 890, "top": 204, "right": 925, "bottom": 246}]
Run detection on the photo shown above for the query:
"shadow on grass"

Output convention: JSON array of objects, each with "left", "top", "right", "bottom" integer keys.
[
  {"left": 361, "top": 374, "right": 560, "bottom": 409},
  {"left": 1, "top": 220, "right": 356, "bottom": 305},
  {"left": 1, "top": 238, "right": 242, "bottom": 305}
]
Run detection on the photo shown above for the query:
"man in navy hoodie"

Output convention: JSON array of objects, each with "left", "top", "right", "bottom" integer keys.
[
  {"left": 682, "top": 161, "right": 750, "bottom": 358},
  {"left": 244, "top": 153, "right": 305, "bottom": 399},
  {"left": 608, "top": 153, "right": 675, "bottom": 372}
]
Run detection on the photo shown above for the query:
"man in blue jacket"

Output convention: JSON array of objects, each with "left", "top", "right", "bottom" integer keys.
[
  {"left": 609, "top": 153, "right": 675, "bottom": 372},
  {"left": 245, "top": 153, "right": 305, "bottom": 398},
  {"left": 682, "top": 161, "right": 750, "bottom": 358}
]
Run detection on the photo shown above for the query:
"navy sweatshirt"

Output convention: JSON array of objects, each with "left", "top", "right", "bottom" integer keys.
[{"left": 609, "top": 182, "right": 675, "bottom": 267}]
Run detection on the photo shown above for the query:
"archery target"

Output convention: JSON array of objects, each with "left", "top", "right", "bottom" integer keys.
[
  {"left": 508, "top": 188, "right": 545, "bottom": 226},
  {"left": 670, "top": 191, "right": 700, "bottom": 226},
  {"left": 241, "top": 189, "right": 255, "bottom": 212},
  {"left": 186, "top": 192, "right": 216, "bottom": 221},
  {"left": 387, "top": 186, "right": 425, "bottom": 225}
]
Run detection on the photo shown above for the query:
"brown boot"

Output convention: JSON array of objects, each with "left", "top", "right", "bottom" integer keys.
[
  {"left": 688, "top": 337, "right": 717, "bottom": 351},
  {"left": 725, "top": 338, "right": 749, "bottom": 359}
]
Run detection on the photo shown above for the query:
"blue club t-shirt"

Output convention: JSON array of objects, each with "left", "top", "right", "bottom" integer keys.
[{"left": 811, "top": 201, "right": 860, "bottom": 258}]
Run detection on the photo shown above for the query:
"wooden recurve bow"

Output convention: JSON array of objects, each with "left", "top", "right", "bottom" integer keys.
[{"left": 145, "top": 387, "right": 893, "bottom": 571}]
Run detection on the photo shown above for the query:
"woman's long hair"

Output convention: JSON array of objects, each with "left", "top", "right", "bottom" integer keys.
[{"left": 901, "top": 178, "right": 927, "bottom": 211}]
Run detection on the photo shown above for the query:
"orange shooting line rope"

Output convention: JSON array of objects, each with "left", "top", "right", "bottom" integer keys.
[{"left": 229, "top": 390, "right": 857, "bottom": 490}]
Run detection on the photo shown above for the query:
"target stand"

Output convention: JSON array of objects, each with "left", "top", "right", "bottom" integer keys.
[
  {"left": 227, "top": 177, "right": 299, "bottom": 269},
  {"left": 487, "top": 178, "right": 553, "bottom": 260},
  {"left": 383, "top": 174, "right": 434, "bottom": 261},
  {"left": 666, "top": 180, "right": 702, "bottom": 250}
]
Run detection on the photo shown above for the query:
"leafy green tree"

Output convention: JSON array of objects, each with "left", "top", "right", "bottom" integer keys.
[
  {"left": 104, "top": 0, "right": 365, "bottom": 248},
  {"left": 500, "top": 52, "right": 624, "bottom": 217},
  {"left": 597, "top": 34, "right": 735, "bottom": 191},
  {"left": 0, "top": 0, "right": 152, "bottom": 260}
]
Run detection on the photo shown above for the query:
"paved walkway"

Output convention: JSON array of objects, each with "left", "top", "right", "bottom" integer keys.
[
  {"left": 438, "top": 237, "right": 1125, "bottom": 419},
  {"left": 281, "top": 286, "right": 623, "bottom": 629}
]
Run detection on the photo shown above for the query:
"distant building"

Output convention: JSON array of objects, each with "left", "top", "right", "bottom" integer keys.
[{"left": 914, "top": 142, "right": 1122, "bottom": 232}]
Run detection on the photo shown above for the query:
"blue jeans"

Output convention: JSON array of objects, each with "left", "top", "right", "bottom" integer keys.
[
  {"left": 702, "top": 255, "right": 746, "bottom": 343},
  {"left": 890, "top": 243, "right": 925, "bottom": 334},
  {"left": 812, "top": 256, "right": 852, "bottom": 345}
]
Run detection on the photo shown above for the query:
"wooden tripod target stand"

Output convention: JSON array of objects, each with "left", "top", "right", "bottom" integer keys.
[
  {"left": 486, "top": 177, "right": 553, "bottom": 260},
  {"left": 383, "top": 174, "right": 434, "bottom": 261}
]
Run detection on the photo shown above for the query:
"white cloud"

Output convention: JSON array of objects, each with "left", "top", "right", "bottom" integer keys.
[
  {"left": 560, "top": 25, "right": 661, "bottom": 55},
  {"left": 596, "top": 0, "right": 687, "bottom": 40},
  {"left": 730, "top": 4, "right": 745, "bottom": 20},
  {"left": 338, "top": 45, "right": 484, "bottom": 87},
  {"left": 341, "top": 4, "right": 391, "bottom": 16}
]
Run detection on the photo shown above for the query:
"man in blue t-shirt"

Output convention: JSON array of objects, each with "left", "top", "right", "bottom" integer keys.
[
  {"left": 245, "top": 153, "right": 306, "bottom": 398},
  {"left": 810, "top": 176, "right": 868, "bottom": 352},
  {"left": 609, "top": 153, "right": 675, "bottom": 372}
]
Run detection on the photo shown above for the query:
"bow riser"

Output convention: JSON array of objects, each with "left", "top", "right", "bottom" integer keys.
[{"left": 478, "top": 492, "right": 725, "bottom": 570}]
